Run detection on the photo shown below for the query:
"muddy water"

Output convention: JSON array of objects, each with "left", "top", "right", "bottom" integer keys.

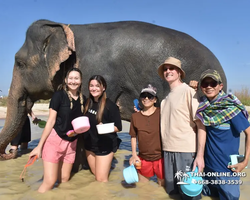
[{"left": 0, "top": 118, "right": 249, "bottom": 200}]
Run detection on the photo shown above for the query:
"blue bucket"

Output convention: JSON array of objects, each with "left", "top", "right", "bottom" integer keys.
[
  {"left": 123, "top": 164, "right": 139, "bottom": 184},
  {"left": 180, "top": 167, "right": 203, "bottom": 197}
]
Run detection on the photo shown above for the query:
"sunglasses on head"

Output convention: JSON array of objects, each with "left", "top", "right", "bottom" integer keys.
[
  {"left": 139, "top": 92, "right": 155, "bottom": 100},
  {"left": 201, "top": 80, "right": 219, "bottom": 88}
]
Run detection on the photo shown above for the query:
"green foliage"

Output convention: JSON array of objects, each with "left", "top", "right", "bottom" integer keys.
[
  {"left": 0, "top": 96, "right": 7, "bottom": 106},
  {"left": 234, "top": 87, "right": 250, "bottom": 106}
]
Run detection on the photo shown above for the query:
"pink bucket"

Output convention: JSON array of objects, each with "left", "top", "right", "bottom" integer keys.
[{"left": 71, "top": 116, "right": 90, "bottom": 133}]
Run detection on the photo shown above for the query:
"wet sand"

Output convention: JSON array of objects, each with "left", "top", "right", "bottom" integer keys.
[{"left": 0, "top": 104, "right": 250, "bottom": 199}]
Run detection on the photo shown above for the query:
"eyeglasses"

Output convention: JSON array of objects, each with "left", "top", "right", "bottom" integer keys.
[
  {"left": 164, "top": 66, "right": 176, "bottom": 71},
  {"left": 201, "top": 80, "right": 219, "bottom": 88},
  {"left": 139, "top": 92, "right": 155, "bottom": 100}
]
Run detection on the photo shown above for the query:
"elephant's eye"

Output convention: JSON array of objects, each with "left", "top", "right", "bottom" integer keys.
[
  {"left": 16, "top": 60, "right": 26, "bottom": 68},
  {"left": 42, "top": 35, "right": 51, "bottom": 53}
]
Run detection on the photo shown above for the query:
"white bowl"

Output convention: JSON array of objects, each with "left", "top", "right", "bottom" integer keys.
[{"left": 96, "top": 123, "right": 115, "bottom": 134}]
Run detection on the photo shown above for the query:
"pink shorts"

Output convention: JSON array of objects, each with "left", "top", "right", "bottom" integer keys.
[
  {"left": 42, "top": 129, "right": 77, "bottom": 164},
  {"left": 137, "top": 157, "right": 164, "bottom": 179}
]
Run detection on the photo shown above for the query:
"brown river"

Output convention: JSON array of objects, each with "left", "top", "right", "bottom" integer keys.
[{"left": 0, "top": 117, "right": 249, "bottom": 200}]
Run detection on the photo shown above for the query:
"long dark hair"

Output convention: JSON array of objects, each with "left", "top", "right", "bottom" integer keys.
[
  {"left": 84, "top": 75, "right": 107, "bottom": 123},
  {"left": 58, "top": 68, "right": 84, "bottom": 113}
]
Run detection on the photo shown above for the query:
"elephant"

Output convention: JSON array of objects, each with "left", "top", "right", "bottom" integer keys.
[{"left": 0, "top": 20, "right": 227, "bottom": 164}]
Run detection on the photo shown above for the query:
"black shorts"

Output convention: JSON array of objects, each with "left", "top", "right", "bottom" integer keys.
[{"left": 85, "top": 136, "right": 120, "bottom": 156}]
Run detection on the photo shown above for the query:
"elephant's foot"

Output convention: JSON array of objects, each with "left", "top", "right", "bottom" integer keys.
[
  {"left": 9, "top": 149, "right": 18, "bottom": 158},
  {"left": 0, "top": 149, "right": 18, "bottom": 160}
]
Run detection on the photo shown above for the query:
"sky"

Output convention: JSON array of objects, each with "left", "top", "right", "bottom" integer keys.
[{"left": 0, "top": 0, "right": 249, "bottom": 96}]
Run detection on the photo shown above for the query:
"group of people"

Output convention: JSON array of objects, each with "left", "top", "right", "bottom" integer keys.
[
  {"left": 29, "top": 68, "right": 122, "bottom": 193},
  {"left": 20, "top": 56, "right": 249, "bottom": 199},
  {"left": 129, "top": 57, "right": 250, "bottom": 200}
]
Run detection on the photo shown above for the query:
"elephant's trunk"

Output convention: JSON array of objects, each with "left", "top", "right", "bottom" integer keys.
[{"left": 0, "top": 68, "right": 32, "bottom": 160}]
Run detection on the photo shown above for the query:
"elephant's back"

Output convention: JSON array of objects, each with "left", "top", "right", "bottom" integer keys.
[{"left": 71, "top": 21, "right": 226, "bottom": 95}]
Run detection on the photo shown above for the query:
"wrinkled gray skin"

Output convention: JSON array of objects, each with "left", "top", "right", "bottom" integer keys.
[{"left": 0, "top": 20, "right": 226, "bottom": 167}]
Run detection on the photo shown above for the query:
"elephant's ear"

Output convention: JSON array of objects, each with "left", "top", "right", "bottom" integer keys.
[
  {"left": 62, "top": 24, "right": 75, "bottom": 52},
  {"left": 46, "top": 23, "right": 76, "bottom": 81}
]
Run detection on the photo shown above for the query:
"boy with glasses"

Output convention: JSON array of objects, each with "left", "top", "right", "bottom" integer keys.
[
  {"left": 196, "top": 69, "right": 250, "bottom": 200},
  {"left": 129, "top": 84, "right": 164, "bottom": 186}
]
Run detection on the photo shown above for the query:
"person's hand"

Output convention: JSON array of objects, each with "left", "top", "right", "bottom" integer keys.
[
  {"left": 189, "top": 80, "right": 199, "bottom": 91},
  {"left": 66, "top": 130, "right": 77, "bottom": 137},
  {"left": 192, "top": 156, "right": 204, "bottom": 173},
  {"left": 29, "top": 147, "right": 42, "bottom": 159},
  {"left": 133, "top": 106, "right": 140, "bottom": 112},
  {"left": 32, "top": 117, "right": 41, "bottom": 125},
  {"left": 129, "top": 155, "right": 140, "bottom": 165},
  {"left": 228, "top": 162, "right": 247, "bottom": 173}
]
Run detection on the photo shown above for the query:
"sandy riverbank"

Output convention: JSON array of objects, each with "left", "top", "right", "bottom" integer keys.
[{"left": 0, "top": 103, "right": 50, "bottom": 119}]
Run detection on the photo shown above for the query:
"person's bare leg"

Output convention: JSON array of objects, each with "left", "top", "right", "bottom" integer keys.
[
  {"left": 157, "top": 178, "right": 165, "bottom": 186},
  {"left": 38, "top": 161, "right": 59, "bottom": 193},
  {"left": 20, "top": 142, "right": 28, "bottom": 150},
  {"left": 10, "top": 145, "right": 18, "bottom": 150},
  {"left": 59, "top": 161, "right": 73, "bottom": 183},
  {"left": 95, "top": 152, "right": 114, "bottom": 182},
  {"left": 138, "top": 173, "right": 150, "bottom": 183},
  {"left": 86, "top": 150, "right": 96, "bottom": 175}
]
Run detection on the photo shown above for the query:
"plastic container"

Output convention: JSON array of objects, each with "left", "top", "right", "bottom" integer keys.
[
  {"left": 123, "top": 164, "right": 139, "bottom": 184},
  {"left": 96, "top": 123, "right": 114, "bottom": 134},
  {"left": 38, "top": 120, "right": 46, "bottom": 128},
  {"left": 71, "top": 116, "right": 90, "bottom": 133},
  {"left": 180, "top": 167, "right": 203, "bottom": 197},
  {"left": 229, "top": 154, "right": 240, "bottom": 165},
  {"left": 135, "top": 161, "right": 141, "bottom": 169},
  {"left": 228, "top": 154, "right": 247, "bottom": 170}
]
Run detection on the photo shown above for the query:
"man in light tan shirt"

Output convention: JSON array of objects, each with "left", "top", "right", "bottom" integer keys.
[{"left": 157, "top": 57, "right": 206, "bottom": 199}]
